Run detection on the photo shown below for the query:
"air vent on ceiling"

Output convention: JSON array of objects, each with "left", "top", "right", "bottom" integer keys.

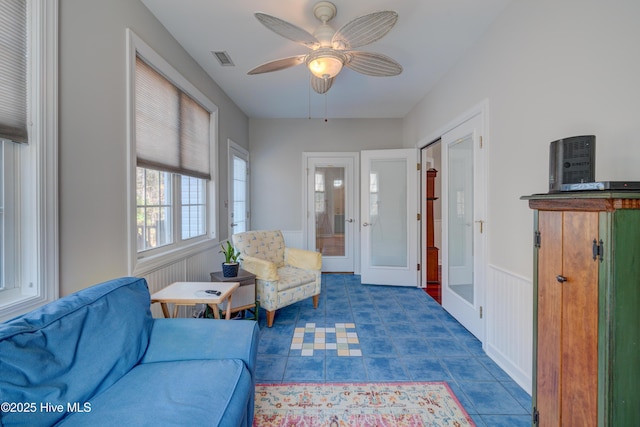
[{"left": 212, "top": 51, "right": 234, "bottom": 66}]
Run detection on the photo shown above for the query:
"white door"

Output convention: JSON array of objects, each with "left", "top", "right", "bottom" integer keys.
[
  {"left": 304, "top": 153, "right": 358, "bottom": 272},
  {"left": 441, "top": 113, "right": 486, "bottom": 340},
  {"left": 360, "top": 149, "right": 418, "bottom": 286},
  {"left": 228, "top": 140, "right": 250, "bottom": 235}
]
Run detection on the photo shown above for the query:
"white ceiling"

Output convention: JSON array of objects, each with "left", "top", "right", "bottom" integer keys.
[{"left": 141, "top": 0, "right": 511, "bottom": 119}]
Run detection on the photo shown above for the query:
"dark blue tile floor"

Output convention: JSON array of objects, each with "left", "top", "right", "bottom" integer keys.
[{"left": 254, "top": 273, "right": 532, "bottom": 427}]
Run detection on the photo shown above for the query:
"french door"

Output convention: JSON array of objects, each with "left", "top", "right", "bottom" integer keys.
[
  {"left": 441, "top": 113, "right": 486, "bottom": 340},
  {"left": 360, "top": 149, "right": 418, "bottom": 286},
  {"left": 228, "top": 140, "right": 250, "bottom": 236},
  {"left": 304, "top": 153, "right": 358, "bottom": 272}
]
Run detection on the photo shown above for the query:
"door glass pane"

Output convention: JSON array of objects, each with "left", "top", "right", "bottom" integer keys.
[
  {"left": 232, "top": 155, "right": 247, "bottom": 233},
  {"left": 315, "top": 166, "right": 345, "bottom": 256},
  {"left": 369, "top": 159, "right": 407, "bottom": 267},
  {"left": 447, "top": 135, "right": 474, "bottom": 304}
]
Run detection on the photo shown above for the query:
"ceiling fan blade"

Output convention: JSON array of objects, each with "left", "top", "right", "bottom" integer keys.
[
  {"left": 255, "top": 13, "right": 319, "bottom": 48},
  {"left": 332, "top": 11, "right": 398, "bottom": 49},
  {"left": 311, "top": 76, "right": 334, "bottom": 94},
  {"left": 248, "top": 55, "right": 306, "bottom": 75},
  {"left": 345, "top": 51, "right": 402, "bottom": 76}
]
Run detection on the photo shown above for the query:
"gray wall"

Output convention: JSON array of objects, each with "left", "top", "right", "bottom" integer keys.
[
  {"left": 404, "top": 0, "right": 640, "bottom": 279},
  {"left": 249, "top": 118, "right": 403, "bottom": 231},
  {"left": 59, "top": 0, "right": 248, "bottom": 295},
  {"left": 403, "top": 0, "right": 640, "bottom": 391}
]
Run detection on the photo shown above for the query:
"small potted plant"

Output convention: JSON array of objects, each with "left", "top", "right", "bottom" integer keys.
[{"left": 219, "top": 240, "right": 242, "bottom": 277}]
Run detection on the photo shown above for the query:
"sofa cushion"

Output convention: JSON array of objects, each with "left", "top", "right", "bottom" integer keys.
[
  {"left": 0, "top": 277, "right": 153, "bottom": 427},
  {"left": 141, "top": 318, "right": 259, "bottom": 368},
  {"left": 276, "top": 266, "right": 317, "bottom": 291},
  {"left": 57, "top": 359, "right": 252, "bottom": 427},
  {"left": 233, "top": 230, "right": 285, "bottom": 267}
]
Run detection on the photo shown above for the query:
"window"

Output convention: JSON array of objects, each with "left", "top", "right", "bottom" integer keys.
[
  {"left": 0, "top": 0, "right": 58, "bottom": 321},
  {"left": 136, "top": 168, "right": 173, "bottom": 251},
  {"left": 315, "top": 172, "right": 325, "bottom": 214},
  {"left": 127, "top": 29, "right": 217, "bottom": 273}
]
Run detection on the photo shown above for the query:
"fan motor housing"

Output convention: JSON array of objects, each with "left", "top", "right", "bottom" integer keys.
[{"left": 313, "top": 1, "right": 337, "bottom": 23}]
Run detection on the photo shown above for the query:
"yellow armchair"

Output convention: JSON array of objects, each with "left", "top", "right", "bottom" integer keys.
[{"left": 232, "top": 230, "right": 322, "bottom": 327}]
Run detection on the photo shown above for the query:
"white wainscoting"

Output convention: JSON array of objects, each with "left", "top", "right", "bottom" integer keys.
[
  {"left": 485, "top": 264, "right": 533, "bottom": 394},
  {"left": 142, "top": 246, "right": 220, "bottom": 318}
]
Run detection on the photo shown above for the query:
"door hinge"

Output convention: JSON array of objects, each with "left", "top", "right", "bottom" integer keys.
[
  {"left": 534, "top": 231, "right": 541, "bottom": 248},
  {"left": 417, "top": 213, "right": 421, "bottom": 221},
  {"left": 533, "top": 407, "right": 539, "bottom": 426},
  {"left": 592, "top": 239, "right": 604, "bottom": 262},
  {"left": 479, "top": 136, "right": 484, "bottom": 149},
  {"left": 417, "top": 263, "right": 421, "bottom": 271},
  {"left": 479, "top": 306, "right": 483, "bottom": 319},
  {"left": 417, "top": 163, "right": 421, "bottom": 171}
]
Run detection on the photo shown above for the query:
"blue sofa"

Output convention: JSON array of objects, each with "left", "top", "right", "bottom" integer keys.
[{"left": 0, "top": 277, "right": 259, "bottom": 427}]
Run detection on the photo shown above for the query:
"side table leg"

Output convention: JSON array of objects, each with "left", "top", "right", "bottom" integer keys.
[
  {"left": 160, "top": 303, "right": 170, "bottom": 318},
  {"left": 225, "top": 295, "right": 233, "bottom": 320},
  {"left": 209, "top": 304, "right": 221, "bottom": 319}
]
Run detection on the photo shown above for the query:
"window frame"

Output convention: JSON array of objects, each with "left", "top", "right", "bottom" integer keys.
[
  {"left": 126, "top": 29, "right": 218, "bottom": 276},
  {"left": 0, "top": 0, "right": 59, "bottom": 322}
]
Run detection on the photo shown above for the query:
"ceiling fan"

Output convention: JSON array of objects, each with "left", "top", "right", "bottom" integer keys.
[{"left": 248, "top": 1, "right": 402, "bottom": 94}]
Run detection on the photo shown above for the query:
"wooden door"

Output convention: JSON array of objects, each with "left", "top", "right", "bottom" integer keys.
[
  {"left": 537, "top": 210, "right": 563, "bottom": 426},
  {"left": 537, "top": 210, "right": 599, "bottom": 426},
  {"left": 561, "top": 211, "right": 598, "bottom": 426}
]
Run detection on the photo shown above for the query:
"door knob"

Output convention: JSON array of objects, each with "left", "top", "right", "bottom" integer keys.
[
  {"left": 556, "top": 275, "right": 567, "bottom": 283},
  {"left": 345, "top": 218, "right": 354, "bottom": 223},
  {"left": 362, "top": 222, "right": 370, "bottom": 227}
]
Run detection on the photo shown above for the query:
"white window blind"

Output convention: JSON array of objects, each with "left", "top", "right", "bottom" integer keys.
[
  {"left": 135, "top": 57, "right": 211, "bottom": 180},
  {"left": 0, "top": 0, "right": 28, "bottom": 143}
]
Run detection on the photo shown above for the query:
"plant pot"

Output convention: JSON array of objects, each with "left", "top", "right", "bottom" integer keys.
[{"left": 222, "top": 262, "right": 239, "bottom": 278}]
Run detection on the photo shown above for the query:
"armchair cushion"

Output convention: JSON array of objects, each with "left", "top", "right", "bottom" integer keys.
[
  {"left": 276, "top": 266, "right": 318, "bottom": 291},
  {"left": 285, "top": 247, "right": 322, "bottom": 270}
]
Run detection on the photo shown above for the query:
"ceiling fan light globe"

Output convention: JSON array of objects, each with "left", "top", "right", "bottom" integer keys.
[{"left": 308, "top": 56, "right": 343, "bottom": 79}]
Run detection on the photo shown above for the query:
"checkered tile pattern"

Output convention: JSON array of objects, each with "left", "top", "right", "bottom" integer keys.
[{"left": 290, "top": 323, "right": 361, "bottom": 356}]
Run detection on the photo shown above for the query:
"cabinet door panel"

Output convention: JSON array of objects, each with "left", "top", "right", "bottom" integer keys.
[
  {"left": 537, "top": 211, "right": 563, "bottom": 427},
  {"left": 562, "top": 212, "right": 599, "bottom": 427}
]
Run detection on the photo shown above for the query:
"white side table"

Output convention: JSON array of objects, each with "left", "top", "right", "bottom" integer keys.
[{"left": 150, "top": 281, "right": 239, "bottom": 319}]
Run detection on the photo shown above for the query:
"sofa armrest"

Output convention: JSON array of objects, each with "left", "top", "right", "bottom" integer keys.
[
  {"left": 241, "top": 255, "right": 279, "bottom": 280},
  {"left": 285, "top": 247, "right": 322, "bottom": 271},
  {"left": 141, "top": 319, "right": 259, "bottom": 374}
]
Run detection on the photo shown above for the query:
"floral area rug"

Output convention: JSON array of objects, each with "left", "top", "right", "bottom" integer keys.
[{"left": 253, "top": 382, "right": 475, "bottom": 427}]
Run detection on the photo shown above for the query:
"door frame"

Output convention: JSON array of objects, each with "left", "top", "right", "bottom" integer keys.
[
  {"left": 420, "top": 142, "right": 441, "bottom": 288},
  {"left": 303, "top": 152, "right": 360, "bottom": 273},
  {"left": 417, "top": 100, "right": 489, "bottom": 342}
]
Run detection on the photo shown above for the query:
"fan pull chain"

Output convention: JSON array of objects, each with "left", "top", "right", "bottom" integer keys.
[
  {"left": 324, "top": 92, "right": 328, "bottom": 123},
  {"left": 308, "top": 72, "right": 312, "bottom": 120}
]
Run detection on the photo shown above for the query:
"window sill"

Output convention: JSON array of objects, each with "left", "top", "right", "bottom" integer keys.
[
  {"left": 0, "top": 290, "right": 56, "bottom": 323},
  {"left": 132, "top": 237, "right": 218, "bottom": 277}
]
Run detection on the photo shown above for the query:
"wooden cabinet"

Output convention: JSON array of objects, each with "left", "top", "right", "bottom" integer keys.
[
  {"left": 425, "top": 168, "right": 441, "bottom": 303},
  {"left": 210, "top": 269, "right": 257, "bottom": 320},
  {"left": 524, "top": 192, "right": 640, "bottom": 427}
]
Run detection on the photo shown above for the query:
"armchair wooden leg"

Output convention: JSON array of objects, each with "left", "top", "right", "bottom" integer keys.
[
  {"left": 312, "top": 294, "right": 319, "bottom": 309},
  {"left": 266, "top": 310, "right": 275, "bottom": 328}
]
